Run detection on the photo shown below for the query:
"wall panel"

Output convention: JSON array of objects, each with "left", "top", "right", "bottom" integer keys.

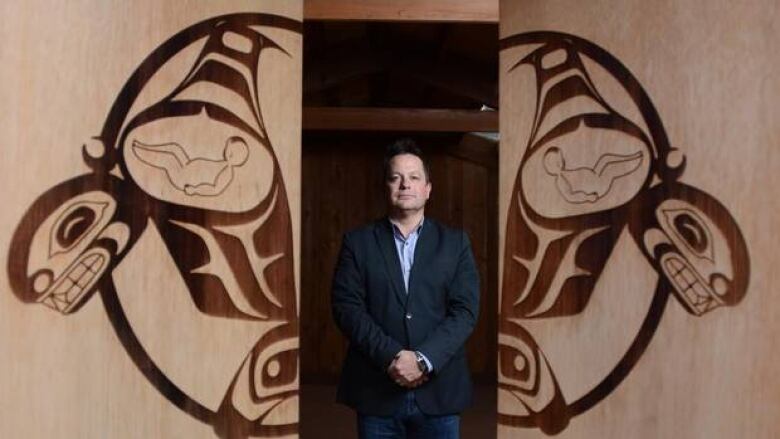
[
  {"left": 498, "top": 1, "right": 779, "bottom": 437},
  {"left": 0, "top": 1, "right": 302, "bottom": 438}
]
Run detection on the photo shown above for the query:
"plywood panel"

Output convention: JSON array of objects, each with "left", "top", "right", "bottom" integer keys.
[
  {"left": 498, "top": 1, "right": 779, "bottom": 437},
  {"left": 303, "top": 0, "right": 498, "bottom": 23},
  {"left": 0, "top": 1, "right": 302, "bottom": 438}
]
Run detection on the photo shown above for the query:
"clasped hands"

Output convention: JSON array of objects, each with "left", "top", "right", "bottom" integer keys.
[{"left": 387, "top": 350, "right": 427, "bottom": 388}]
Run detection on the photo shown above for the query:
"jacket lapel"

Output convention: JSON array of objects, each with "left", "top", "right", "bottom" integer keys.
[{"left": 374, "top": 219, "right": 407, "bottom": 307}]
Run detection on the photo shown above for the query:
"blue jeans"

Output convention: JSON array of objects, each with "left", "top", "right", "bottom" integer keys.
[{"left": 357, "top": 392, "right": 460, "bottom": 439}]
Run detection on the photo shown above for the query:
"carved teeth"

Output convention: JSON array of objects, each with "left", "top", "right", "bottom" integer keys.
[
  {"left": 665, "top": 257, "right": 685, "bottom": 276},
  {"left": 66, "top": 284, "right": 82, "bottom": 302},
  {"left": 662, "top": 255, "right": 722, "bottom": 315},
  {"left": 37, "top": 250, "right": 107, "bottom": 314},
  {"left": 52, "top": 294, "right": 69, "bottom": 311},
  {"left": 69, "top": 262, "right": 87, "bottom": 281},
  {"left": 84, "top": 253, "right": 102, "bottom": 272}
]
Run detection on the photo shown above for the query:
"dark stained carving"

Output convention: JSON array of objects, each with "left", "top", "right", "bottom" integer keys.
[
  {"left": 498, "top": 32, "right": 750, "bottom": 434},
  {"left": 9, "top": 175, "right": 138, "bottom": 314},
  {"left": 7, "top": 14, "right": 302, "bottom": 438}
]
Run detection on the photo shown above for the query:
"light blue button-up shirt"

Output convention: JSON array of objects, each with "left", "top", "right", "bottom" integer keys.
[
  {"left": 391, "top": 219, "right": 423, "bottom": 292},
  {"left": 389, "top": 218, "right": 434, "bottom": 372}
]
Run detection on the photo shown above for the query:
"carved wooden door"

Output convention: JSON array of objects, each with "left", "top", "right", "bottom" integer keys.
[
  {"left": 498, "top": 1, "right": 777, "bottom": 438},
  {"left": 1, "top": 2, "right": 302, "bottom": 438}
]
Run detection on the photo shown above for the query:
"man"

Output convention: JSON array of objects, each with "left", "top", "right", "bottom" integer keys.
[{"left": 331, "top": 138, "right": 480, "bottom": 438}]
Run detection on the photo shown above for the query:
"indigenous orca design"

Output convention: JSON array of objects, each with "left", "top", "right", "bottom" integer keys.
[
  {"left": 7, "top": 14, "right": 301, "bottom": 438},
  {"left": 499, "top": 32, "right": 750, "bottom": 434}
]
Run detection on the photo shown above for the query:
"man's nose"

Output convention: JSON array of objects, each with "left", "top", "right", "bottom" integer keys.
[{"left": 399, "top": 178, "right": 410, "bottom": 189}]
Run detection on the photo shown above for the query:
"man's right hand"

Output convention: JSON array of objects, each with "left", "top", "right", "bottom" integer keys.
[{"left": 387, "top": 350, "right": 428, "bottom": 388}]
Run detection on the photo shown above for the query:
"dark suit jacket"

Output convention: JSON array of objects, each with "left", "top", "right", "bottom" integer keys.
[{"left": 331, "top": 217, "right": 480, "bottom": 416}]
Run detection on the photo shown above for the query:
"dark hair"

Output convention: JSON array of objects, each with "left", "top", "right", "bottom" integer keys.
[{"left": 383, "top": 138, "right": 430, "bottom": 181}]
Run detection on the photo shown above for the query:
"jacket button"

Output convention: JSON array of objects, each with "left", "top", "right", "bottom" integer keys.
[{"left": 405, "top": 313, "right": 412, "bottom": 320}]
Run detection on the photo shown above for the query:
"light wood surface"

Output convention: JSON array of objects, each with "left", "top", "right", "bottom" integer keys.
[
  {"left": 498, "top": 1, "right": 780, "bottom": 437},
  {"left": 304, "top": 0, "right": 498, "bottom": 23},
  {"left": 0, "top": 1, "right": 302, "bottom": 438}
]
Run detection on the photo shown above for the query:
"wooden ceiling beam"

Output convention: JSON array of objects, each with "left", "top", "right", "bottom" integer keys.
[
  {"left": 303, "top": 107, "right": 498, "bottom": 132},
  {"left": 304, "top": 0, "right": 498, "bottom": 23}
]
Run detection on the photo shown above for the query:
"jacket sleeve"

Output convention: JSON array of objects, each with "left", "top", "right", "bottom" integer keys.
[
  {"left": 331, "top": 232, "right": 404, "bottom": 371},
  {"left": 417, "top": 231, "right": 480, "bottom": 372}
]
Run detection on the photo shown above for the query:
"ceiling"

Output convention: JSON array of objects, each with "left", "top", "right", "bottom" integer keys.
[{"left": 303, "top": 21, "right": 498, "bottom": 110}]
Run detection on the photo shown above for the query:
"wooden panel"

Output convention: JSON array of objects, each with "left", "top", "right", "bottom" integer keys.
[
  {"left": 304, "top": 0, "right": 498, "bottom": 23},
  {"left": 0, "top": 1, "right": 302, "bottom": 438},
  {"left": 300, "top": 133, "right": 497, "bottom": 383},
  {"left": 498, "top": 1, "right": 779, "bottom": 438},
  {"left": 303, "top": 107, "right": 498, "bottom": 132}
]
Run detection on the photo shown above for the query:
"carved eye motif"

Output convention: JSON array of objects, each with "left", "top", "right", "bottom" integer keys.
[
  {"left": 654, "top": 196, "right": 745, "bottom": 315},
  {"left": 497, "top": 333, "right": 545, "bottom": 393},
  {"left": 260, "top": 348, "right": 297, "bottom": 390},
  {"left": 499, "top": 342, "right": 532, "bottom": 385},
  {"left": 49, "top": 201, "right": 108, "bottom": 258},
  {"left": 662, "top": 208, "right": 714, "bottom": 262},
  {"left": 251, "top": 336, "right": 299, "bottom": 401},
  {"left": 19, "top": 191, "right": 118, "bottom": 313}
]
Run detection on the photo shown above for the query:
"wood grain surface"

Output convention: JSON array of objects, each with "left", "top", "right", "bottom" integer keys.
[
  {"left": 498, "top": 1, "right": 779, "bottom": 437},
  {"left": 0, "top": 1, "right": 302, "bottom": 438}
]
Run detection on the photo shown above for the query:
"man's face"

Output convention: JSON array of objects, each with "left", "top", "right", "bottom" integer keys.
[{"left": 386, "top": 153, "right": 431, "bottom": 214}]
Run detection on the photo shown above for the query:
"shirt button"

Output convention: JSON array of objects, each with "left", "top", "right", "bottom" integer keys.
[{"left": 405, "top": 313, "right": 412, "bottom": 320}]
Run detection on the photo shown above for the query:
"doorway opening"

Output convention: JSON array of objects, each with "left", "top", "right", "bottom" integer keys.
[{"left": 299, "top": 21, "right": 498, "bottom": 438}]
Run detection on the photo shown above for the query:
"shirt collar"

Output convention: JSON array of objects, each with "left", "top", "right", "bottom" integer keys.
[{"left": 388, "top": 217, "right": 425, "bottom": 240}]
